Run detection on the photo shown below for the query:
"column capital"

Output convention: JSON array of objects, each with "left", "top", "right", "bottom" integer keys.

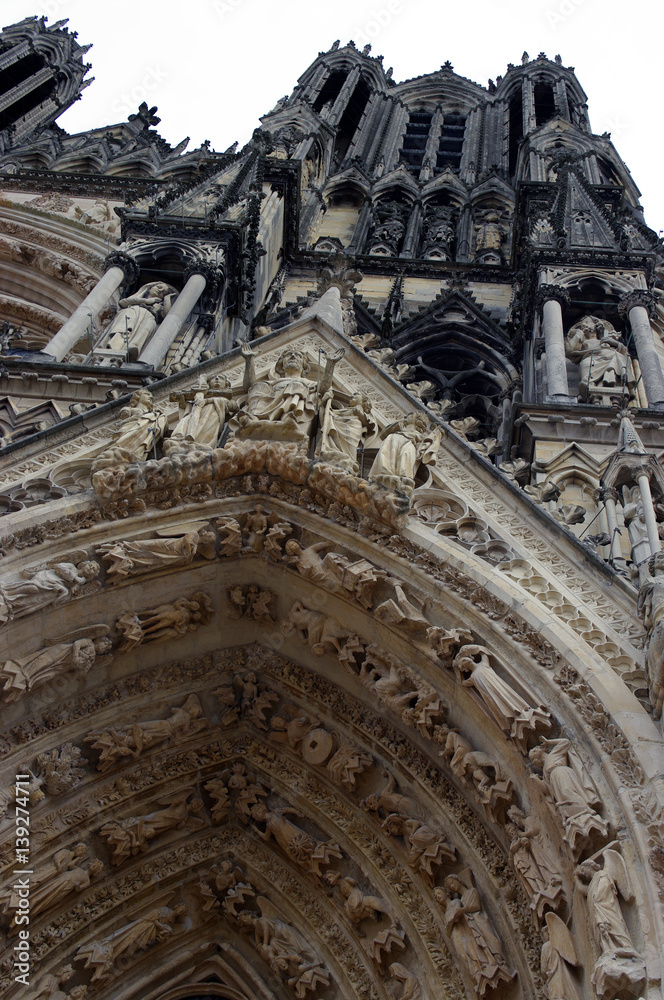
[
  {"left": 596, "top": 485, "right": 620, "bottom": 503},
  {"left": 183, "top": 259, "right": 224, "bottom": 291},
  {"left": 104, "top": 251, "right": 140, "bottom": 285},
  {"left": 536, "top": 283, "right": 570, "bottom": 312},
  {"left": 619, "top": 289, "right": 655, "bottom": 319},
  {"left": 631, "top": 462, "right": 653, "bottom": 481}
]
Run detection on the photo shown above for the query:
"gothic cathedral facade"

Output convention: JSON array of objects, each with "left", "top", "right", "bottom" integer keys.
[{"left": 0, "top": 15, "right": 663, "bottom": 1000}]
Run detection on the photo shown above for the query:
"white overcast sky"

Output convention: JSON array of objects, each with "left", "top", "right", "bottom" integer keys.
[{"left": 3, "top": 0, "right": 664, "bottom": 234}]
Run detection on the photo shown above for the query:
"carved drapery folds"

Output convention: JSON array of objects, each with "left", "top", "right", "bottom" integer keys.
[
  {"left": 103, "top": 280, "right": 178, "bottom": 360},
  {"left": 565, "top": 314, "right": 634, "bottom": 405},
  {"left": 86, "top": 343, "right": 444, "bottom": 521},
  {"left": 0, "top": 336, "right": 660, "bottom": 1000}
]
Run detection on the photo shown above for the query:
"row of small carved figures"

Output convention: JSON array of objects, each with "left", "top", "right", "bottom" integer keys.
[
  {"left": 1, "top": 677, "right": 645, "bottom": 1000},
  {"left": 0, "top": 504, "right": 503, "bottom": 694}
]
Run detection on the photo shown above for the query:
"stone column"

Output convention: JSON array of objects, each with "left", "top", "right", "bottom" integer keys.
[
  {"left": 41, "top": 251, "right": 139, "bottom": 362},
  {"left": 619, "top": 290, "right": 664, "bottom": 407},
  {"left": 635, "top": 465, "right": 662, "bottom": 556},
  {"left": 401, "top": 201, "right": 422, "bottom": 258},
  {"left": 347, "top": 198, "right": 373, "bottom": 254},
  {"left": 138, "top": 264, "right": 219, "bottom": 369},
  {"left": 537, "top": 284, "right": 571, "bottom": 398}
]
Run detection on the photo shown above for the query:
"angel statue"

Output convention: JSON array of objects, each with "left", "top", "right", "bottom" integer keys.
[
  {"left": 76, "top": 904, "right": 186, "bottom": 981},
  {"left": 540, "top": 912, "right": 583, "bottom": 1000},
  {"left": 235, "top": 343, "right": 344, "bottom": 445},
  {"left": 574, "top": 848, "right": 645, "bottom": 999},
  {"left": 237, "top": 896, "right": 330, "bottom": 994}
]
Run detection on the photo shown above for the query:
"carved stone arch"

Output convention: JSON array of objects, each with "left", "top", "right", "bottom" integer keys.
[
  {"left": 0, "top": 314, "right": 662, "bottom": 999},
  {"left": 372, "top": 169, "right": 420, "bottom": 203},
  {"left": 0, "top": 452, "right": 659, "bottom": 999}
]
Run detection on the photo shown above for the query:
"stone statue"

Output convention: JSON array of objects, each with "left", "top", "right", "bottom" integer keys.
[
  {"left": 317, "top": 390, "right": 376, "bottom": 472},
  {"left": 85, "top": 693, "right": 207, "bottom": 771},
  {"left": 100, "top": 790, "right": 204, "bottom": 864},
  {"left": 242, "top": 504, "right": 269, "bottom": 552},
  {"left": 216, "top": 515, "right": 242, "bottom": 557},
  {"left": 2, "top": 843, "right": 81, "bottom": 921},
  {"left": 369, "top": 412, "right": 441, "bottom": 494},
  {"left": 237, "top": 896, "right": 330, "bottom": 995},
  {"left": 115, "top": 591, "right": 213, "bottom": 652},
  {"left": 437, "top": 726, "right": 515, "bottom": 824},
  {"left": 285, "top": 540, "right": 386, "bottom": 608},
  {"left": 227, "top": 584, "right": 275, "bottom": 625},
  {"left": 35, "top": 743, "right": 86, "bottom": 796},
  {"left": 453, "top": 644, "right": 551, "bottom": 748},
  {"left": 105, "top": 281, "right": 176, "bottom": 360},
  {"left": 622, "top": 483, "right": 650, "bottom": 569},
  {"left": 575, "top": 849, "right": 645, "bottom": 998},
  {"left": 96, "top": 524, "right": 215, "bottom": 581},
  {"left": 540, "top": 912, "right": 583, "bottom": 1000},
  {"left": 237, "top": 343, "right": 344, "bottom": 444},
  {"left": 0, "top": 625, "right": 111, "bottom": 703},
  {"left": 75, "top": 198, "right": 119, "bottom": 234},
  {"left": 529, "top": 738, "right": 608, "bottom": 856},
  {"left": 363, "top": 771, "right": 454, "bottom": 878},
  {"left": 388, "top": 962, "right": 421, "bottom": 1000},
  {"left": 421, "top": 208, "right": 455, "bottom": 261},
  {"left": 215, "top": 761, "right": 268, "bottom": 822},
  {"left": 506, "top": 805, "right": 565, "bottom": 920},
  {"left": 199, "top": 861, "right": 243, "bottom": 911},
  {"left": 435, "top": 871, "right": 515, "bottom": 996},
  {"left": 637, "top": 551, "right": 664, "bottom": 718},
  {"left": 24, "top": 965, "right": 84, "bottom": 1000},
  {"left": 565, "top": 315, "right": 632, "bottom": 403},
  {"left": 0, "top": 558, "right": 100, "bottom": 626},
  {"left": 250, "top": 800, "right": 342, "bottom": 877},
  {"left": 282, "top": 600, "right": 363, "bottom": 658},
  {"left": 337, "top": 876, "right": 393, "bottom": 927},
  {"left": 2, "top": 846, "right": 103, "bottom": 931},
  {"left": 92, "top": 388, "right": 167, "bottom": 470},
  {"left": 473, "top": 209, "right": 508, "bottom": 263},
  {"left": 76, "top": 904, "right": 186, "bottom": 981},
  {"left": 366, "top": 203, "right": 407, "bottom": 256},
  {"left": 164, "top": 375, "right": 237, "bottom": 454}
]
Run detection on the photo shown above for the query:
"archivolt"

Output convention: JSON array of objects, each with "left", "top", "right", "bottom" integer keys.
[{"left": 0, "top": 479, "right": 661, "bottom": 1000}]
